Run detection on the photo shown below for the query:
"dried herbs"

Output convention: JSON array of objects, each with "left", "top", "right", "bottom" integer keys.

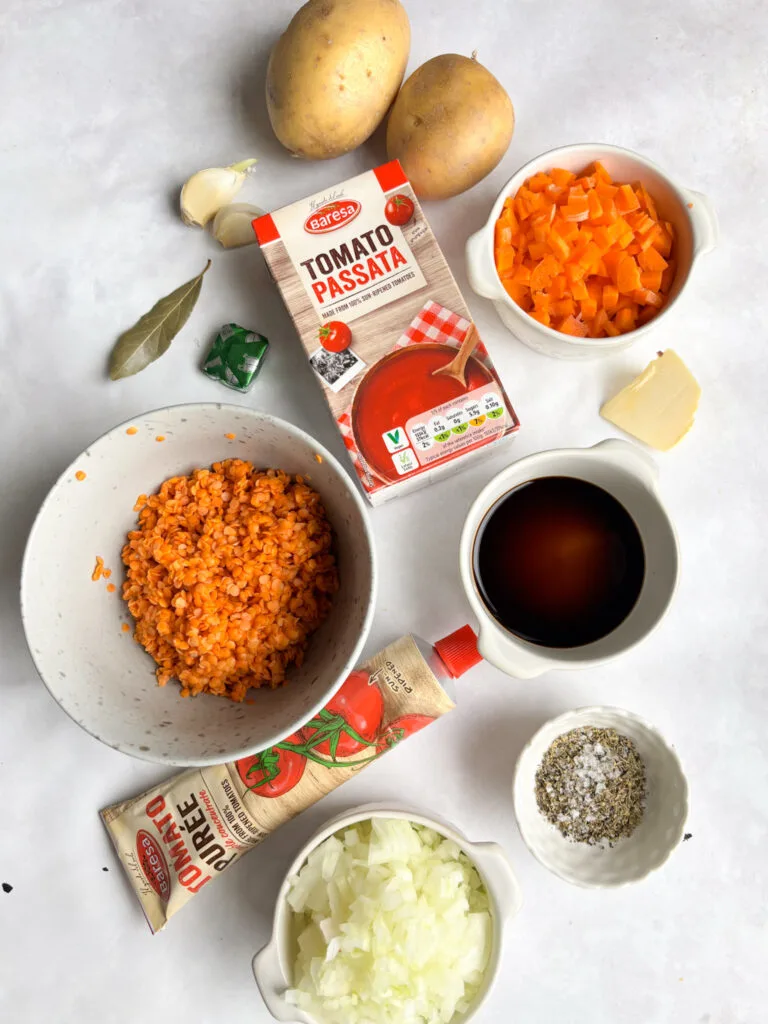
[{"left": 535, "top": 727, "right": 646, "bottom": 846}]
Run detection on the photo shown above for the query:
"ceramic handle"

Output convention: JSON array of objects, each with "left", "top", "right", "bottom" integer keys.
[
  {"left": 466, "top": 227, "right": 505, "bottom": 301},
  {"left": 477, "top": 624, "right": 551, "bottom": 678},
  {"left": 684, "top": 189, "right": 718, "bottom": 257},
  {"left": 591, "top": 438, "right": 659, "bottom": 490},
  {"left": 470, "top": 842, "right": 523, "bottom": 920},
  {"left": 253, "top": 942, "right": 299, "bottom": 1023}
]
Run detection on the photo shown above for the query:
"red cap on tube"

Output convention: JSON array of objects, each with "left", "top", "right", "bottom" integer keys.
[{"left": 433, "top": 625, "right": 482, "bottom": 679}]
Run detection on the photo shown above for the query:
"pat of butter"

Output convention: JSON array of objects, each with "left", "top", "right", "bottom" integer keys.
[{"left": 600, "top": 350, "right": 701, "bottom": 451}]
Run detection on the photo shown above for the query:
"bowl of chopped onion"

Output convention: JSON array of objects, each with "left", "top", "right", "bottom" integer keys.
[{"left": 252, "top": 804, "right": 522, "bottom": 1024}]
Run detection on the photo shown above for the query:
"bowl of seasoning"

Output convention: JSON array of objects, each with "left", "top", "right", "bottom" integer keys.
[{"left": 512, "top": 706, "right": 688, "bottom": 887}]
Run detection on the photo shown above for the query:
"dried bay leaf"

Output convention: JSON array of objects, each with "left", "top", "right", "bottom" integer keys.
[{"left": 109, "top": 260, "right": 211, "bottom": 380}]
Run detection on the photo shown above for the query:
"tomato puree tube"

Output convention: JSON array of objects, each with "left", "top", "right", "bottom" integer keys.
[{"left": 100, "top": 629, "right": 481, "bottom": 933}]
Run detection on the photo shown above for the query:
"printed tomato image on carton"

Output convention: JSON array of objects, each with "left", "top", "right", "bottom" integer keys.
[{"left": 254, "top": 161, "right": 520, "bottom": 505}]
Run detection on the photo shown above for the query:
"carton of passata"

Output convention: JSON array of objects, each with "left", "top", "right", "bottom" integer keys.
[{"left": 254, "top": 161, "right": 519, "bottom": 505}]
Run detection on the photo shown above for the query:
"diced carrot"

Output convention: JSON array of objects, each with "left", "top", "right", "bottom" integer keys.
[
  {"left": 529, "top": 309, "right": 551, "bottom": 327},
  {"left": 604, "top": 320, "right": 621, "bottom": 337},
  {"left": 564, "top": 262, "right": 586, "bottom": 288},
  {"left": 615, "top": 307, "right": 637, "bottom": 332},
  {"left": 562, "top": 202, "right": 590, "bottom": 223},
  {"left": 592, "top": 161, "right": 613, "bottom": 184},
  {"left": 592, "top": 308, "right": 610, "bottom": 334},
  {"left": 571, "top": 278, "right": 589, "bottom": 301},
  {"left": 637, "top": 185, "right": 658, "bottom": 220},
  {"left": 495, "top": 224, "right": 513, "bottom": 247},
  {"left": 502, "top": 280, "right": 527, "bottom": 304},
  {"left": 548, "top": 228, "right": 571, "bottom": 261},
  {"left": 661, "top": 259, "right": 677, "bottom": 292},
  {"left": 615, "top": 184, "right": 641, "bottom": 213},
  {"left": 653, "top": 228, "right": 673, "bottom": 259},
  {"left": 551, "top": 167, "right": 576, "bottom": 187},
  {"left": 532, "top": 291, "right": 550, "bottom": 312},
  {"left": 616, "top": 256, "right": 642, "bottom": 294},
  {"left": 576, "top": 175, "right": 597, "bottom": 190},
  {"left": 580, "top": 296, "right": 598, "bottom": 320},
  {"left": 545, "top": 184, "right": 567, "bottom": 203},
  {"left": 587, "top": 191, "right": 603, "bottom": 220},
  {"left": 512, "top": 265, "right": 531, "bottom": 286},
  {"left": 550, "top": 275, "right": 569, "bottom": 300},
  {"left": 527, "top": 240, "right": 548, "bottom": 260},
  {"left": 640, "top": 270, "right": 663, "bottom": 292},
  {"left": 632, "top": 288, "right": 664, "bottom": 308},
  {"left": 527, "top": 172, "right": 553, "bottom": 192},
  {"left": 550, "top": 297, "right": 574, "bottom": 318},
  {"left": 577, "top": 241, "right": 603, "bottom": 274},
  {"left": 556, "top": 219, "right": 580, "bottom": 242},
  {"left": 638, "top": 247, "right": 668, "bottom": 272},
  {"left": 496, "top": 249, "right": 516, "bottom": 276},
  {"left": 637, "top": 305, "right": 661, "bottom": 326},
  {"left": 602, "top": 250, "right": 627, "bottom": 283},
  {"left": 559, "top": 315, "right": 589, "bottom": 337},
  {"left": 530, "top": 255, "right": 559, "bottom": 291}
]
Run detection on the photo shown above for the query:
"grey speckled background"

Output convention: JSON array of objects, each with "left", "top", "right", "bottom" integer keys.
[{"left": 1, "top": 0, "right": 766, "bottom": 1021}]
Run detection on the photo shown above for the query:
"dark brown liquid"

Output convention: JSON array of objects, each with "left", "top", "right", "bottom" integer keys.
[{"left": 474, "top": 477, "right": 645, "bottom": 648}]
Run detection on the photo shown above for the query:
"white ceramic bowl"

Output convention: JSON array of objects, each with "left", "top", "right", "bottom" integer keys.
[
  {"left": 21, "top": 404, "right": 376, "bottom": 766},
  {"left": 252, "top": 803, "right": 523, "bottom": 1024},
  {"left": 466, "top": 143, "right": 718, "bottom": 359},
  {"left": 512, "top": 707, "right": 688, "bottom": 887},
  {"left": 460, "top": 439, "right": 680, "bottom": 678}
]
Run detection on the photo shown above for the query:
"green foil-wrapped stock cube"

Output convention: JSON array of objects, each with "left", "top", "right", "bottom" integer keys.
[{"left": 202, "top": 324, "right": 269, "bottom": 392}]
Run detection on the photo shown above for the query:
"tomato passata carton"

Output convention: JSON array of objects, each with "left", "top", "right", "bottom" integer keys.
[
  {"left": 100, "top": 628, "right": 481, "bottom": 933},
  {"left": 253, "top": 161, "right": 519, "bottom": 505}
]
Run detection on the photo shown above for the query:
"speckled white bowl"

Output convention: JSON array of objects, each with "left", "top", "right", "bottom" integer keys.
[
  {"left": 21, "top": 403, "right": 376, "bottom": 766},
  {"left": 512, "top": 706, "right": 688, "bottom": 887}
]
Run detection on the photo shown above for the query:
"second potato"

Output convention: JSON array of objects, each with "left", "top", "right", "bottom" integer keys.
[{"left": 386, "top": 53, "right": 514, "bottom": 200}]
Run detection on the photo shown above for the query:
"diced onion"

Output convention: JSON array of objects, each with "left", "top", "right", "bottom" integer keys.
[{"left": 285, "top": 818, "right": 491, "bottom": 1024}]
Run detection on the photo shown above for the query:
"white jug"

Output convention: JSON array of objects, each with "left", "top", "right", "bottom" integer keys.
[{"left": 459, "top": 440, "right": 679, "bottom": 678}]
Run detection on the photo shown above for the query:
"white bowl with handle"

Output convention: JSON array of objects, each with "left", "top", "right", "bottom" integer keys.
[
  {"left": 459, "top": 439, "right": 679, "bottom": 678},
  {"left": 252, "top": 803, "right": 523, "bottom": 1024},
  {"left": 512, "top": 706, "right": 689, "bottom": 887},
  {"left": 21, "top": 403, "right": 376, "bottom": 766},
  {"left": 466, "top": 143, "right": 718, "bottom": 359}
]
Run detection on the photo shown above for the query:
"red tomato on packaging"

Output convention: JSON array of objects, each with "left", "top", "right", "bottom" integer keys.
[
  {"left": 376, "top": 714, "right": 434, "bottom": 753},
  {"left": 303, "top": 670, "right": 384, "bottom": 758},
  {"left": 384, "top": 194, "right": 415, "bottom": 227},
  {"left": 236, "top": 732, "right": 306, "bottom": 797},
  {"left": 318, "top": 321, "right": 352, "bottom": 353}
]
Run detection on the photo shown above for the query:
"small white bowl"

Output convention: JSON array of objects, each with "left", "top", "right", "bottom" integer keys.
[
  {"left": 466, "top": 143, "right": 718, "bottom": 359},
  {"left": 512, "top": 707, "right": 688, "bottom": 888},
  {"left": 21, "top": 403, "right": 376, "bottom": 766},
  {"left": 252, "top": 803, "right": 523, "bottom": 1024}
]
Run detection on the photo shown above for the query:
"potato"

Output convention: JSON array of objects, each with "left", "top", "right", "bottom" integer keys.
[
  {"left": 386, "top": 53, "right": 514, "bottom": 200},
  {"left": 267, "top": 0, "right": 410, "bottom": 161}
]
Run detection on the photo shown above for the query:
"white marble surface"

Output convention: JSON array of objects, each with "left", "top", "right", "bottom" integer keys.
[{"left": 1, "top": 1, "right": 767, "bottom": 1021}]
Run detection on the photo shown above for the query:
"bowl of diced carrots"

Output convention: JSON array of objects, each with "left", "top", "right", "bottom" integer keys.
[{"left": 466, "top": 144, "right": 717, "bottom": 359}]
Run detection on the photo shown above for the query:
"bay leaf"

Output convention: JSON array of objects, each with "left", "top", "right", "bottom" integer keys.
[{"left": 109, "top": 260, "right": 211, "bottom": 380}]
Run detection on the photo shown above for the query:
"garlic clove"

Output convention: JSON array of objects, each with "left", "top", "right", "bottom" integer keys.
[
  {"left": 180, "top": 159, "right": 258, "bottom": 228},
  {"left": 211, "top": 203, "right": 265, "bottom": 249}
]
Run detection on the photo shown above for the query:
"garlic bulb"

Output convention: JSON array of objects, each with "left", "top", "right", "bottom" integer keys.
[
  {"left": 180, "top": 159, "right": 257, "bottom": 228},
  {"left": 211, "top": 203, "right": 265, "bottom": 249}
]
